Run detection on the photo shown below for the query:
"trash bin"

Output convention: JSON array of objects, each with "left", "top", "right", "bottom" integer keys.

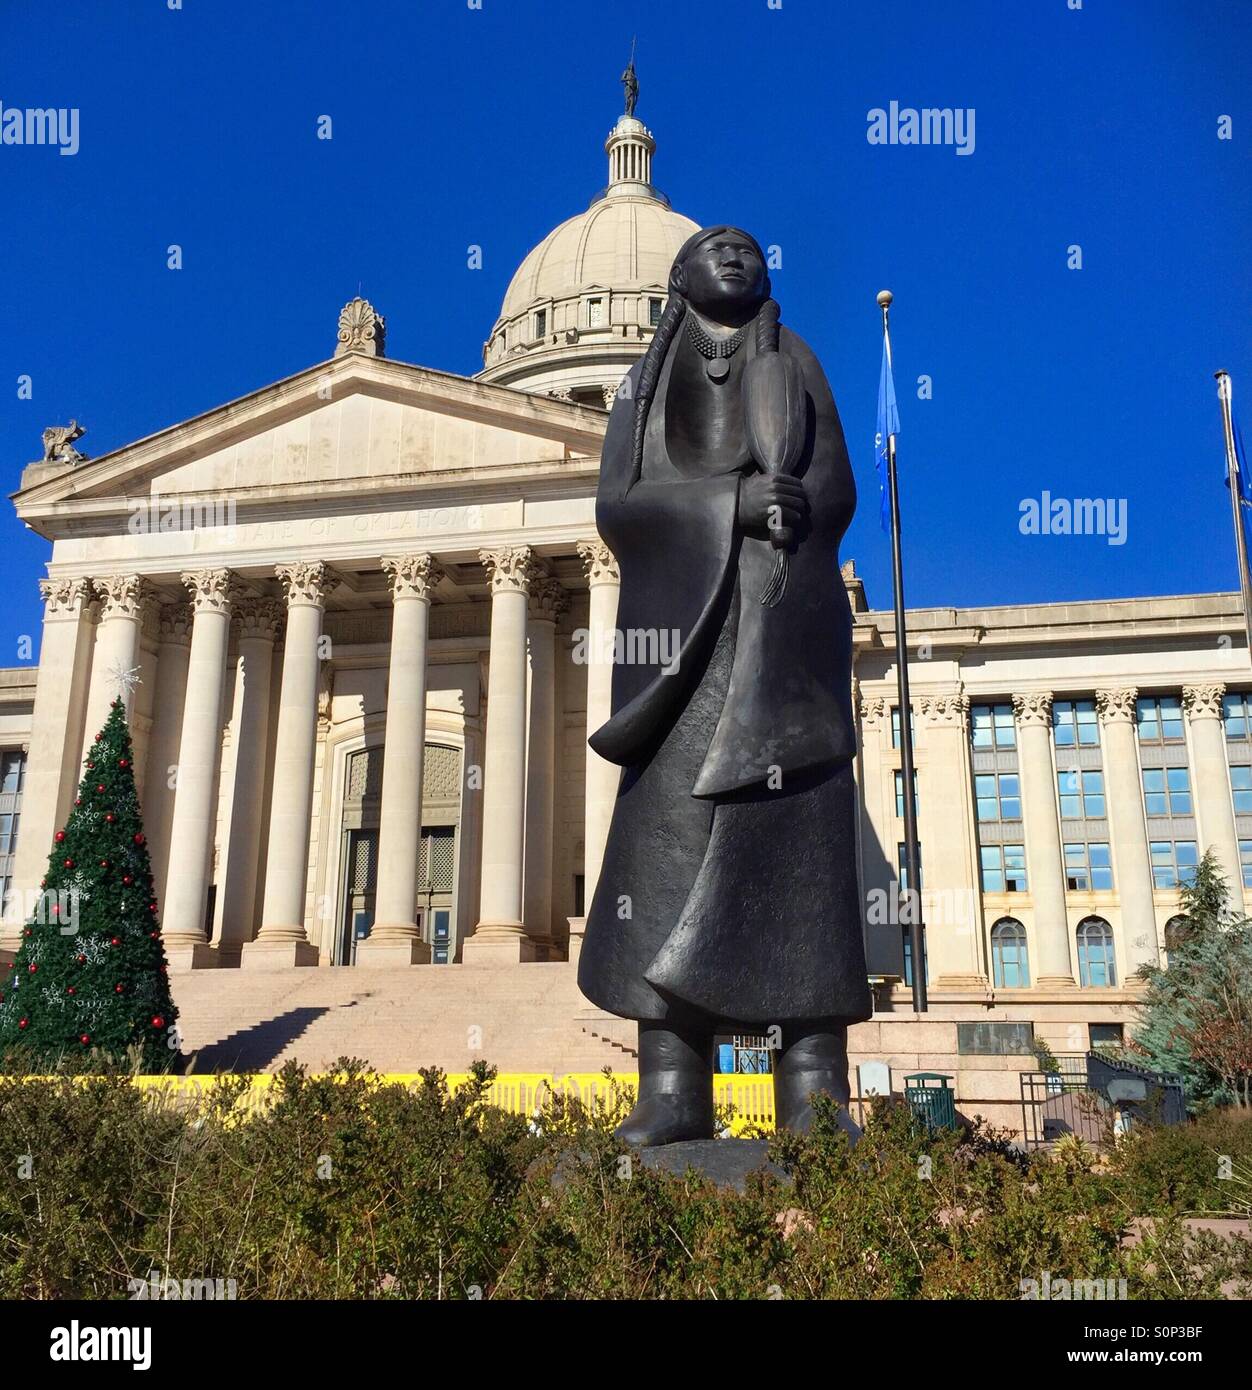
[{"left": 903, "top": 1072, "right": 957, "bottom": 1132}]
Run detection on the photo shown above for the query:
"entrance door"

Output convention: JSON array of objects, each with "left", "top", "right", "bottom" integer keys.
[{"left": 337, "top": 829, "right": 378, "bottom": 966}]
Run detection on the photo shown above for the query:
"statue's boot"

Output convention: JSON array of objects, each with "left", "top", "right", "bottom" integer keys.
[
  {"left": 615, "top": 1022, "right": 714, "bottom": 1147},
  {"left": 774, "top": 1023, "right": 861, "bottom": 1142}
]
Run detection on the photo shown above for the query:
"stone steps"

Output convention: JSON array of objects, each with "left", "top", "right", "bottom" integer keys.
[{"left": 169, "top": 962, "right": 637, "bottom": 1075}]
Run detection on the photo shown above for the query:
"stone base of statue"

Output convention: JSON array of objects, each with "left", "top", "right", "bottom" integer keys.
[{"left": 639, "top": 1138, "right": 788, "bottom": 1193}]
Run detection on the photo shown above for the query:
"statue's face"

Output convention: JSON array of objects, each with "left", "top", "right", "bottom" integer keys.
[{"left": 677, "top": 232, "right": 767, "bottom": 322}]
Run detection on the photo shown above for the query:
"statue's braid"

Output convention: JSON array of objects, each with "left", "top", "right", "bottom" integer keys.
[{"left": 624, "top": 295, "right": 687, "bottom": 498}]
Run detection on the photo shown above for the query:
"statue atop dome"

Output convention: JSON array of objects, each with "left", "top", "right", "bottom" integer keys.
[{"left": 621, "top": 40, "right": 639, "bottom": 118}]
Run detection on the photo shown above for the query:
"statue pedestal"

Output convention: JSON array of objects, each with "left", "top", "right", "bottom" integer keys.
[{"left": 638, "top": 1139, "right": 788, "bottom": 1193}]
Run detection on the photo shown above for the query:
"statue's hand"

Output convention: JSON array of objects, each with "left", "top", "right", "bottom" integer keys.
[{"left": 737, "top": 473, "right": 808, "bottom": 534}]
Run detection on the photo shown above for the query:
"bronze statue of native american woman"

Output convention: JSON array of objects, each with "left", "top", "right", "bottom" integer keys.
[{"left": 578, "top": 226, "right": 871, "bottom": 1145}]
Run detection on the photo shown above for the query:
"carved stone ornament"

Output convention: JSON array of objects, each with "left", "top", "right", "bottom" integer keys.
[
  {"left": 858, "top": 694, "right": 886, "bottom": 729},
  {"left": 334, "top": 297, "right": 386, "bottom": 358},
  {"left": 41, "top": 421, "right": 87, "bottom": 466},
  {"left": 918, "top": 690, "right": 970, "bottom": 727},
  {"left": 180, "top": 569, "right": 240, "bottom": 616},
  {"left": 381, "top": 554, "right": 444, "bottom": 602},
  {"left": 529, "top": 575, "right": 570, "bottom": 621},
  {"left": 94, "top": 574, "right": 153, "bottom": 622},
  {"left": 1012, "top": 691, "right": 1054, "bottom": 727},
  {"left": 157, "top": 603, "right": 193, "bottom": 646},
  {"left": 276, "top": 562, "right": 340, "bottom": 609},
  {"left": 1182, "top": 683, "right": 1226, "bottom": 721},
  {"left": 479, "top": 546, "right": 537, "bottom": 595},
  {"left": 39, "top": 576, "right": 92, "bottom": 615},
  {"left": 1096, "top": 687, "right": 1139, "bottom": 724},
  {"left": 576, "top": 538, "right": 620, "bottom": 586},
  {"left": 233, "top": 596, "right": 284, "bottom": 642}
]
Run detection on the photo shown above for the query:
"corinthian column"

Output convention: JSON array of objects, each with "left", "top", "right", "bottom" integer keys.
[
  {"left": 916, "top": 690, "right": 986, "bottom": 989},
  {"left": 359, "top": 554, "right": 443, "bottom": 966},
  {"left": 576, "top": 540, "right": 621, "bottom": 942},
  {"left": 217, "top": 597, "right": 283, "bottom": 959},
  {"left": 81, "top": 575, "right": 153, "bottom": 760},
  {"left": 162, "top": 570, "right": 238, "bottom": 968},
  {"left": 3, "top": 579, "right": 95, "bottom": 950},
  {"left": 1013, "top": 691, "right": 1075, "bottom": 987},
  {"left": 463, "top": 546, "right": 536, "bottom": 964},
  {"left": 1096, "top": 688, "right": 1159, "bottom": 974},
  {"left": 246, "top": 562, "right": 339, "bottom": 967},
  {"left": 523, "top": 571, "right": 568, "bottom": 959},
  {"left": 144, "top": 604, "right": 192, "bottom": 908},
  {"left": 1184, "top": 683, "right": 1244, "bottom": 908}
]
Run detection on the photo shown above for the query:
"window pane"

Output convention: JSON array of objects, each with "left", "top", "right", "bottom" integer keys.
[
  {"left": 1160, "top": 697, "right": 1183, "bottom": 740},
  {"left": 971, "top": 706, "right": 992, "bottom": 748},
  {"left": 994, "top": 705, "right": 1016, "bottom": 748}
]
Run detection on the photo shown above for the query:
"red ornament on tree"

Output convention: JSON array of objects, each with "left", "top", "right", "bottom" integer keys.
[
  {"left": 18, "top": 1018, "right": 28, "bottom": 1030},
  {"left": 76, "top": 954, "right": 86, "bottom": 963},
  {"left": 80, "top": 1035, "right": 90, "bottom": 1046},
  {"left": 105, "top": 814, "right": 115, "bottom": 824},
  {"left": 114, "top": 984, "right": 124, "bottom": 994},
  {"left": 119, "top": 759, "right": 129, "bottom": 769},
  {"left": 133, "top": 833, "right": 145, "bottom": 845},
  {"left": 96, "top": 784, "right": 105, "bottom": 793},
  {"left": 94, "top": 732, "right": 103, "bottom": 743},
  {"left": 27, "top": 963, "right": 36, "bottom": 973},
  {"left": 63, "top": 858, "right": 74, "bottom": 868},
  {"left": 123, "top": 875, "right": 132, "bottom": 885},
  {"left": 110, "top": 937, "right": 121, "bottom": 946},
  {"left": 66, "top": 986, "right": 75, "bottom": 995},
  {"left": 151, "top": 1015, "right": 165, "bottom": 1029},
  {"left": 85, "top": 761, "right": 94, "bottom": 770},
  {"left": 54, "top": 831, "right": 65, "bottom": 843}
]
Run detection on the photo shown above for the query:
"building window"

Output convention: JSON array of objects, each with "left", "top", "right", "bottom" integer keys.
[
  {"left": 1142, "top": 767, "right": 1192, "bottom": 818},
  {"left": 1230, "top": 765, "right": 1252, "bottom": 815},
  {"left": 1064, "top": 841, "right": 1113, "bottom": 891},
  {"left": 974, "top": 772, "right": 1021, "bottom": 822},
  {"left": 1150, "top": 839, "right": 1198, "bottom": 889},
  {"left": 1058, "top": 768, "right": 1106, "bottom": 819},
  {"left": 1053, "top": 699, "right": 1099, "bottom": 748},
  {"left": 1076, "top": 917, "right": 1117, "bottom": 987},
  {"left": 587, "top": 297, "right": 604, "bottom": 327},
  {"left": 896, "top": 841, "right": 922, "bottom": 890},
  {"left": 980, "top": 843, "right": 1027, "bottom": 893},
  {"left": 971, "top": 702, "right": 1016, "bottom": 750},
  {"left": 890, "top": 705, "right": 915, "bottom": 749},
  {"left": 0, "top": 752, "right": 25, "bottom": 795},
  {"left": 533, "top": 308, "right": 547, "bottom": 339},
  {"left": 1089, "top": 1022, "right": 1124, "bottom": 1050},
  {"left": 902, "top": 926, "right": 928, "bottom": 988},
  {"left": 1241, "top": 840, "right": 1252, "bottom": 889},
  {"left": 0, "top": 813, "right": 18, "bottom": 857},
  {"left": 648, "top": 297, "right": 663, "bottom": 327},
  {"left": 990, "top": 917, "right": 1030, "bottom": 988},
  {"left": 1223, "top": 691, "right": 1252, "bottom": 740},
  {"left": 894, "top": 770, "right": 918, "bottom": 819},
  {"left": 1136, "top": 695, "right": 1184, "bottom": 744}
]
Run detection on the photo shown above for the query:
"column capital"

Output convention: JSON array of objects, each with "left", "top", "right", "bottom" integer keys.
[
  {"left": 577, "top": 538, "right": 620, "bottom": 586},
  {"left": 1096, "top": 687, "right": 1139, "bottom": 724},
  {"left": 381, "top": 553, "right": 444, "bottom": 602},
  {"left": 157, "top": 602, "right": 193, "bottom": 647},
  {"left": 529, "top": 575, "right": 570, "bottom": 622},
  {"left": 859, "top": 694, "right": 886, "bottom": 729},
  {"left": 918, "top": 689, "right": 969, "bottom": 727},
  {"left": 94, "top": 574, "right": 154, "bottom": 621},
  {"left": 275, "top": 561, "right": 340, "bottom": 609},
  {"left": 1012, "top": 691, "right": 1054, "bottom": 727},
  {"left": 38, "top": 576, "right": 93, "bottom": 616},
  {"left": 1183, "top": 683, "right": 1226, "bottom": 721},
  {"left": 180, "top": 568, "right": 240, "bottom": 616},
  {"left": 233, "top": 595, "right": 284, "bottom": 642},
  {"left": 479, "top": 545, "right": 537, "bottom": 596}
]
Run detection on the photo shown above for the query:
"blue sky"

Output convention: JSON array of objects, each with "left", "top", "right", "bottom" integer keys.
[{"left": 1, "top": 0, "right": 1249, "bottom": 660}]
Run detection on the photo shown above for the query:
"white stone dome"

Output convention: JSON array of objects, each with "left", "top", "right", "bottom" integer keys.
[{"left": 478, "top": 107, "right": 699, "bottom": 407}]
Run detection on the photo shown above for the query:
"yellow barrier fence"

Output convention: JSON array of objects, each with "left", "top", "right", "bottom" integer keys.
[{"left": 7, "top": 1072, "right": 776, "bottom": 1133}]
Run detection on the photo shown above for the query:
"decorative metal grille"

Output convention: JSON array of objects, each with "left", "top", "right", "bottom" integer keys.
[{"left": 349, "top": 833, "right": 377, "bottom": 893}]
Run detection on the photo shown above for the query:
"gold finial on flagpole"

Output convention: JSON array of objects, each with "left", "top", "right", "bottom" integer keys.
[{"left": 877, "top": 290, "right": 894, "bottom": 365}]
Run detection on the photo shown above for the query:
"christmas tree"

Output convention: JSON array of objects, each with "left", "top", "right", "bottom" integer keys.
[{"left": 0, "top": 697, "right": 178, "bottom": 1069}]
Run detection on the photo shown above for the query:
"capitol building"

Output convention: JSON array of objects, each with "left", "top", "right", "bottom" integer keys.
[{"left": 1, "top": 96, "right": 1249, "bottom": 1087}]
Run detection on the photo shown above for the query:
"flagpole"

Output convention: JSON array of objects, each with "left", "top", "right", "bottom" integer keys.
[
  {"left": 1216, "top": 370, "right": 1252, "bottom": 664},
  {"left": 879, "top": 290, "right": 927, "bottom": 1012}
]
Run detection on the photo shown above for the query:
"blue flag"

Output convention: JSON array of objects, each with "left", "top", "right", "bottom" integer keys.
[
  {"left": 875, "top": 338, "right": 900, "bottom": 534},
  {"left": 1225, "top": 414, "right": 1252, "bottom": 566}
]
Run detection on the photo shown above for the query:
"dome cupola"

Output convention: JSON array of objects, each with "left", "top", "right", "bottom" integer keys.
[{"left": 477, "top": 70, "right": 699, "bottom": 408}]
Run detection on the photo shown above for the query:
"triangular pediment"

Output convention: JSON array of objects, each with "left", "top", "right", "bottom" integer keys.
[{"left": 14, "top": 353, "right": 607, "bottom": 534}]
